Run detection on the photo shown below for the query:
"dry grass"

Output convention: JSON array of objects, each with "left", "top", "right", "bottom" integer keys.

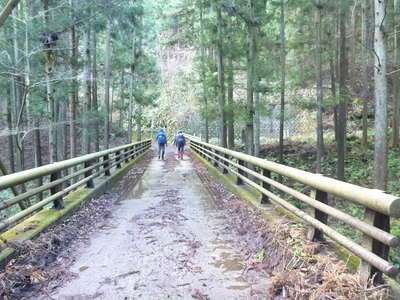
[{"left": 266, "top": 222, "right": 390, "bottom": 299}]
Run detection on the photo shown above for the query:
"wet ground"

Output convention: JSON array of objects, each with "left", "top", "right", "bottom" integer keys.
[{"left": 50, "top": 146, "right": 270, "bottom": 299}]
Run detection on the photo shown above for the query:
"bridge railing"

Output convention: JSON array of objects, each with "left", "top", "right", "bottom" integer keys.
[
  {"left": 0, "top": 139, "right": 152, "bottom": 233},
  {"left": 187, "top": 135, "right": 400, "bottom": 281}
]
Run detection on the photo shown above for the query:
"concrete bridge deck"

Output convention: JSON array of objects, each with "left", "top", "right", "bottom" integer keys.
[{"left": 50, "top": 147, "right": 270, "bottom": 299}]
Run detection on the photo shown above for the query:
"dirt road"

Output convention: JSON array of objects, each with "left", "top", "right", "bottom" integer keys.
[{"left": 51, "top": 146, "right": 270, "bottom": 299}]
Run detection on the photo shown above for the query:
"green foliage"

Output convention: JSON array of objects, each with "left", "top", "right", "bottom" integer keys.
[{"left": 257, "top": 248, "right": 266, "bottom": 263}]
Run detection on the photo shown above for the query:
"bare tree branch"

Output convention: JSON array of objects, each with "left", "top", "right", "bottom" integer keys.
[{"left": 0, "top": 0, "right": 21, "bottom": 28}]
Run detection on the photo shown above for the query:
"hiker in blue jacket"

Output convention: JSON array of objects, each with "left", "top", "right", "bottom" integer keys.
[{"left": 156, "top": 129, "right": 167, "bottom": 160}]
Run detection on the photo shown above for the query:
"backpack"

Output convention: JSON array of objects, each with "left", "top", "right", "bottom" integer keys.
[
  {"left": 177, "top": 135, "right": 185, "bottom": 145},
  {"left": 158, "top": 133, "right": 166, "bottom": 144}
]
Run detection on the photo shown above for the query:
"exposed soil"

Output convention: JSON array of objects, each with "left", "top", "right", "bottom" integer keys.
[{"left": 0, "top": 151, "right": 152, "bottom": 300}]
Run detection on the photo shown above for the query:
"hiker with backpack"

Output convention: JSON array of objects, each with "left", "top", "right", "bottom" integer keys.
[
  {"left": 174, "top": 131, "right": 186, "bottom": 160},
  {"left": 156, "top": 128, "right": 167, "bottom": 160}
]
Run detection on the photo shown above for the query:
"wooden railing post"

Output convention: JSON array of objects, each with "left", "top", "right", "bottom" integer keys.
[
  {"left": 260, "top": 169, "right": 271, "bottom": 204},
  {"left": 213, "top": 149, "right": 219, "bottom": 168},
  {"left": 125, "top": 147, "right": 129, "bottom": 163},
  {"left": 115, "top": 151, "right": 122, "bottom": 169},
  {"left": 103, "top": 154, "right": 111, "bottom": 176},
  {"left": 360, "top": 207, "right": 390, "bottom": 283},
  {"left": 84, "top": 160, "right": 94, "bottom": 188},
  {"left": 307, "top": 188, "right": 328, "bottom": 241},
  {"left": 50, "top": 171, "right": 64, "bottom": 209},
  {"left": 222, "top": 154, "right": 229, "bottom": 174},
  {"left": 236, "top": 159, "right": 245, "bottom": 185},
  {"left": 129, "top": 145, "right": 134, "bottom": 159}
]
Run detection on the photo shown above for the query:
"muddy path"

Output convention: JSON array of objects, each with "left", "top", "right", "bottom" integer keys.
[{"left": 45, "top": 146, "right": 270, "bottom": 299}]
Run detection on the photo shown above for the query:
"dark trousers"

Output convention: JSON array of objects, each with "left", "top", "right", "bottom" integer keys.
[{"left": 158, "top": 143, "right": 166, "bottom": 159}]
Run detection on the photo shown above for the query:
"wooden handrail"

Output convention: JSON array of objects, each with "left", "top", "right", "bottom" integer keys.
[
  {"left": 0, "top": 140, "right": 150, "bottom": 191},
  {"left": 0, "top": 140, "right": 151, "bottom": 233},
  {"left": 187, "top": 135, "right": 399, "bottom": 281}
]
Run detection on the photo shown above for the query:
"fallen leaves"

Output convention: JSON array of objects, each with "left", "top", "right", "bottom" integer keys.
[{"left": 0, "top": 153, "right": 152, "bottom": 299}]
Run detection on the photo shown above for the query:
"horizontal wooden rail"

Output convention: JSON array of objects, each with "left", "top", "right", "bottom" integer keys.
[
  {"left": 187, "top": 135, "right": 399, "bottom": 282},
  {"left": 0, "top": 140, "right": 151, "bottom": 233}
]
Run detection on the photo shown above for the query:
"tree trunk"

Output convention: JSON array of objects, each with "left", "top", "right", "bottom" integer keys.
[
  {"left": 227, "top": 55, "right": 234, "bottom": 149},
  {"left": 119, "top": 71, "right": 125, "bottom": 129},
  {"left": 279, "top": 0, "right": 286, "bottom": 164},
  {"left": 254, "top": 91, "right": 260, "bottom": 156},
  {"left": 104, "top": 18, "right": 112, "bottom": 149},
  {"left": 137, "top": 104, "right": 142, "bottom": 141},
  {"left": 200, "top": 1, "right": 209, "bottom": 143},
  {"left": 92, "top": 28, "right": 100, "bottom": 152},
  {"left": 128, "top": 76, "right": 133, "bottom": 144},
  {"left": 42, "top": 0, "right": 58, "bottom": 163},
  {"left": 361, "top": 0, "right": 371, "bottom": 147},
  {"left": 245, "top": 0, "right": 257, "bottom": 155},
  {"left": 6, "top": 85, "right": 15, "bottom": 173},
  {"left": 315, "top": 3, "right": 324, "bottom": 173},
  {"left": 350, "top": 0, "right": 359, "bottom": 81},
  {"left": 374, "top": 0, "right": 388, "bottom": 189},
  {"left": 12, "top": 9, "right": 24, "bottom": 172},
  {"left": 58, "top": 101, "right": 67, "bottom": 161},
  {"left": 393, "top": 0, "right": 400, "bottom": 147},
  {"left": 83, "top": 22, "right": 92, "bottom": 154},
  {"left": 0, "top": 0, "right": 21, "bottom": 28},
  {"left": 336, "top": 0, "right": 349, "bottom": 180},
  {"left": 33, "top": 119, "right": 43, "bottom": 200},
  {"left": 69, "top": 0, "right": 77, "bottom": 158},
  {"left": 214, "top": 0, "right": 226, "bottom": 147}
]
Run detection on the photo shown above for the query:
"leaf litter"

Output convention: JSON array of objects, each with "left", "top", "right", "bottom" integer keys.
[
  {"left": 190, "top": 152, "right": 390, "bottom": 300},
  {"left": 0, "top": 152, "right": 152, "bottom": 300}
]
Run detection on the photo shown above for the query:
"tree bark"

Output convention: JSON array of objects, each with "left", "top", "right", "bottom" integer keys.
[
  {"left": 315, "top": 3, "right": 324, "bottom": 173},
  {"left": 361, "top": 0, "right": 371, "bottom": 147},
  {"left": 6, "top": 85, "right": 15, "bottom": 173},
  {"left": 104, "top": 18, "right": 112, "bottom": 149},
  {"left": 393, "top": 0, "right": 400, "bottom": 147},
  {"left": 227, "top": 55, "right": 235, "bottom": 149},
  {"left": 279, "top": 0, "right": 286, "bottom": 165},
  {"left": 137, "top": 104, "right": 142, "bottom": 141},
  {"left": 254, "top": 91, "right": 260, "bottom": 156},
  {"left": 119, "top": 71, "right": 125, "bottom": 129},
  {"left": 200, "top": 1, "right": 209, "bottom": 143},
  {"left": 83, "top": 22, "right": 92, "bottom": 154},
  {"left": 374, "top": 0, "right": 388, "bottom": 189},
  {"left": 214, "top": 0, "right": 227, "bottom": 147},
  {"left": 69, "top": 0, "right": 77, "bottom": 158},
  {"left": 336, "top": 0, "right": 349, "bottom": 180},
  {"left": 128, "top": 76, "right": 133, "bottom": 144},
  {"left": 42, "top": 0, "right": 58, "bottom": 163},
  {"left": 0, "top": 0, "right": 21, "bottom": 28},
  {"left": 12, "top": 8, "right": 24, "bottom": 172},
  {"left": 92, "top": 28, "right": 100, "bottom": 152},
  {"left": 245, "top": 0, "right": 257, "bottom": 156}
]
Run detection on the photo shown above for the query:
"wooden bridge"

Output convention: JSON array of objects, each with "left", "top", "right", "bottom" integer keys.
[{"left": 0, "top": 136, "right": 399, "bottom": 298}]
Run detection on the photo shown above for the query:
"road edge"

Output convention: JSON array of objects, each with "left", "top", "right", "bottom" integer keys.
[{"left": 0, "top": 149, "right": 150, "bottom": 269}]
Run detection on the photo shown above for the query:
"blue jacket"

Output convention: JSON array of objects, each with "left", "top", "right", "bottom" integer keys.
[{"left": 156, "top": 131, "right": 167, "bottom": 145}]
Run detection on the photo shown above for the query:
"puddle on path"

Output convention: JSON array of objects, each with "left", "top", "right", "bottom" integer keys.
[{"left": 49, "top": 146, "right": 270, "bottom": 299}]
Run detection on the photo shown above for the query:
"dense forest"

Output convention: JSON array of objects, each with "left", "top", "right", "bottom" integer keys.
[{"left": 0, "top": 0, "right": 400, "bottom": 273}]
